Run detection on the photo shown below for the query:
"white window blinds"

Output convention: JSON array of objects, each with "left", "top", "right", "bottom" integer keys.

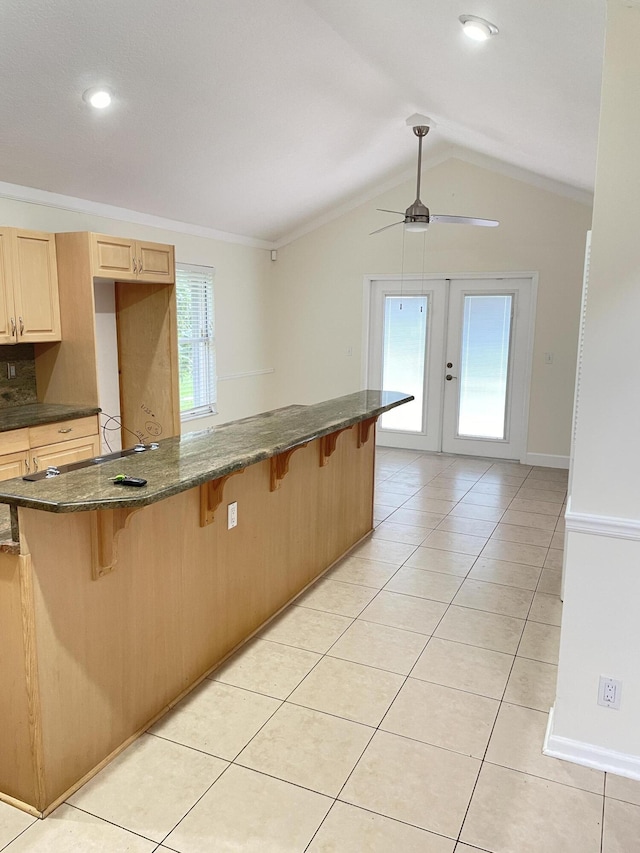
[{"left": 176, "top": 263, "right": 217, "bottom": 419}]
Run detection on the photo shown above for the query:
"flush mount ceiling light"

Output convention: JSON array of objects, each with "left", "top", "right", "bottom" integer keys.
[
  {"left": 459, "top": 14, "right": 499, "bottom": 41},
  {"left": 82, "top": 87, "right": 113, "bottom": 109}
]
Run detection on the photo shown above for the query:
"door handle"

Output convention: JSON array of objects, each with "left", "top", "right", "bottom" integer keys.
[{"left": 446, "top": 374, "right": 458, "bottom": 381}]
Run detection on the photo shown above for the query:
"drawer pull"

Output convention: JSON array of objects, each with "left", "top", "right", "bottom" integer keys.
[{"left": 58, "top": 428, "right": 73, "bottom": 434}]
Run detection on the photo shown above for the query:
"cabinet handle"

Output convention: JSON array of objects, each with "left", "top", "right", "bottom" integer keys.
[
  {"left": 10, "top": 317, "right": 16, "bottom": 337},
  {"left": 19, "top": 317, "right": 24, "bottom": 336},
  {"left": 138, "top": 257, "right": 142, "bottom": 274},
  {"left": 33, "top": 457, "right": 38, "bottom": 472},
  {"left": 58, "top": 428, "right": 72, "bottom": 434},
  {"left": 25, "top": 458, "right": 30, "bottom": 473},
  {"left": 133, "top": 257, "right": 137, "bottom": 274}
]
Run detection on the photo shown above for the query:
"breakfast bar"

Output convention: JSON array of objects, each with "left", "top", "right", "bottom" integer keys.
[{"left": 0, "top": 390, "right": 411, "bottom": 817}]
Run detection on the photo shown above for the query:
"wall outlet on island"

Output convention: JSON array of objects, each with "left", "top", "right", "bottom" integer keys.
[
  {"left": 227, "top": 502, "right": 238, "bottom": 530},
  {"left": 598, "top": 676, "right": 622, "bottom": 709}
]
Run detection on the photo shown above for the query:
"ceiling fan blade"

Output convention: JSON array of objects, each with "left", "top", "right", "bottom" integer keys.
[
  {"left": 376, "top": 208, "right": 405, "bottom": 215},
  {"left": 370, "top": 221, "right": 404, "bottom": 235},
  {"left": 430, "top": 214, "right": 499, "bottom": 227}
]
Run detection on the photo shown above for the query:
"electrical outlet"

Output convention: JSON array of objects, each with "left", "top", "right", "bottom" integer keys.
[
  {"left": 6, "top": 363, "right": 16, "bottom": 379},
  {"left": 598, "top": 676, "right": 622, "bottom": 709},
  {"left": 227, "top": 501, "right": 238, "bottom": 530}
]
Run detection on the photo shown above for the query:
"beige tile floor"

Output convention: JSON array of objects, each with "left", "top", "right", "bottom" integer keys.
[{"left": 3, "top": 448, "right": 640, "bottom": 851}]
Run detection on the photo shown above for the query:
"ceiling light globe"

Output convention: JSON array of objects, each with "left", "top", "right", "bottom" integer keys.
[
  {"left": 83, "top": 88, "right": 113, "bottom": 109},
  {"left": 463, "top": 21, "right": 490, "bottom": 41},
  {"left": 404, "top": 221, "right": 429, "bottom": 232},
  {"left": 459, "top": 15, "right": 498, "bottom": 42}
]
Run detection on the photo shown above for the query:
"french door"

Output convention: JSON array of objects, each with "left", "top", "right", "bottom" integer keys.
[{"left": 367, "top": 275, "right": 534, "bottom": 460}]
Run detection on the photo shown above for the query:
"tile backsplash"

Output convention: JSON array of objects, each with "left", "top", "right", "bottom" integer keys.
[{"left": 0, "top": 344, "right": 37, "bottom": 408}]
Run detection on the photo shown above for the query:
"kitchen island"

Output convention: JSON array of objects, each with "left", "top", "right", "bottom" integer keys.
[{"left": 0, "top": 390, "right": 411, "bottom": 817}]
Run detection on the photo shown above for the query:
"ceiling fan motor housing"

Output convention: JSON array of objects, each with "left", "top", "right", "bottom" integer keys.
[{"left": 405, "top": 199, "right": 430, "bottom": 225}]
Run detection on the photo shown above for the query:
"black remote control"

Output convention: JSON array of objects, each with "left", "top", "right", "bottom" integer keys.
[{"left": 113, "top": 476, "right": 147, "bottom": 487}]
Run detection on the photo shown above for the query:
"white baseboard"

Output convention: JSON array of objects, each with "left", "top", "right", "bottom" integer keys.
[
  {"left": 544, "top": 706, "right": 640, "bottom": 780},
  {"left": 565, "top": 507, "right": 640, "bottom": 541},
  {"left": 522, "top": 452, "right": 570, "bottom": 469}
]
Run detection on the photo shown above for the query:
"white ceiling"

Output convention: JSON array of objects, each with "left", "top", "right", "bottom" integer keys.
[{"left": 0, "top": 0, "right": 605, "bottom": 244}]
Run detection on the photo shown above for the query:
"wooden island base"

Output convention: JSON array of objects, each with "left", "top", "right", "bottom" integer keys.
[{"left": 0, "top": 424, "right": 375, "bottom": 816}]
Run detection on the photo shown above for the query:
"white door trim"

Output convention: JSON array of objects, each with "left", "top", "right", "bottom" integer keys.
[{"left": 362, "top": 271, "right": 538, "bottom": 461}]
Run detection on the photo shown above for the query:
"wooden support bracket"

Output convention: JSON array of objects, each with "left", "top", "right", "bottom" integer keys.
[
  {"left": 90, "top": 507, "right": 142, "bottom": 580},
  {"left": 270, "top": 443, "right": 308, "bottom": 491},
  {"left": 319, "top": 428, "right": 349, "bottom": 467},
  {"left": 200, "top": 469, "right": 244, "bottom": 527},
  {"left": 357, "top": 417, "right": 377, "bottom": 448}
]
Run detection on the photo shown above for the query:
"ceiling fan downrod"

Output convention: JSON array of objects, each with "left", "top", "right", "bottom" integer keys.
[{"left": 405, "top": 125, "right": 431, "bottom": 227}]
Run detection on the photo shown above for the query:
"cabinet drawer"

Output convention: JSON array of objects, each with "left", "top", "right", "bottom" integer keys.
[
  {"left": 29, "top": 416, "right": 98, "bottom": 449},
  {"left": 0, "top": 428, "right": 29, "bottom": 455}
]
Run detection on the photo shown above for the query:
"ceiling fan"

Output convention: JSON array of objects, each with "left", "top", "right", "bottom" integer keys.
[{"left": 371, "top": 120, "right": 499, "bottom": 235}]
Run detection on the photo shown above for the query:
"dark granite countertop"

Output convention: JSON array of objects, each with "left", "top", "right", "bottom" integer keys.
[
  {"left": 0, "top": 403, "right": 101, "bottom": 432},
  {"left": 0, "top": 391, "right": 412, "bottom": 514}
]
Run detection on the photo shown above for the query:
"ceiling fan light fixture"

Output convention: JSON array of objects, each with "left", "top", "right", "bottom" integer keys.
[
  {"left": 82, "top": 87, "right": 113, "bottom": 109},
  {"left": 459, "top": 15, "right": 499, "bottom": 42},
  {"left": 404, "top": 221, "right": 429, "bottom": 232}
]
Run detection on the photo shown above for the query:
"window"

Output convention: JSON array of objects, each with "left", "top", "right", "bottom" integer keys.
[{"left": 176, "top": 263, "right": 217, "bottom": 419}]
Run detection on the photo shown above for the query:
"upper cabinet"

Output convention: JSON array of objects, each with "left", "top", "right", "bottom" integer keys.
[
  {"left": 91, "top": 234, "right": 175, "bottom": 283},
  {"left": 0, "top": 228, "right": 61, "bottom": 345},
  {"left": 38, "top": 230, "right": 180, "bottom": 448}
]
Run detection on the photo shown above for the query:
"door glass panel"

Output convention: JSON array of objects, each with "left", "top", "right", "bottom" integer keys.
[
  {"left": 458, "top": 294, "right": 512, "bottom": 439},
  {"left": 381, "top": 296, "right": 427, "bottom": 432}
]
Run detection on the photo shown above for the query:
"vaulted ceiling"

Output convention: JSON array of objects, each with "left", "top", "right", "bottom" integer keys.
[{"left": 0, "top": 1, "right": 605, "bottom": 244}]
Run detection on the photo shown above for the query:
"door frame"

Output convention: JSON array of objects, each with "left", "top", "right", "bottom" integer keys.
[{"left": 362, "top": 271, "right": 539, "bottom": 463}]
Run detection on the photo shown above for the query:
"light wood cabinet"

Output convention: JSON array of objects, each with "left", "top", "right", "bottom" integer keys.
[
  {"left": 0, "top": 428, "right": 29, "bottom": 482},
  {"left": 30, "top": 434, "right": 100, "bottom": 473},
  {"left": 0, "top": 450, "right": 27, "bottom": 480},
  {"left": 39, "top": 232, "right": 181, "bottom": 449},
  {"left": 91, "top": 234, "right": 174, "bottom": 283},
  {"left": 0, "top": 228, "right": 61, "bottom": 344},
  {"left": 0, "top": 415, "right": 99, "bottom": 481}
]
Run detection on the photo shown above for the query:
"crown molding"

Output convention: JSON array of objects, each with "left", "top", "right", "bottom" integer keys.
[
  {"left": 449, "top": 147, "right": 594, "bottom": 207},
  {"left": 0, "top": 181, "right": 274, "bottom": 250}
]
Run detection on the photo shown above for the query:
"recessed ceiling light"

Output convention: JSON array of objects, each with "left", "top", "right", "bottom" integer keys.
[
  {"left": 82, "top": 87, "right": 113, "bottom": 109},
  {"left": 459, "top": 15, "right": 499, "bottom": 42}
]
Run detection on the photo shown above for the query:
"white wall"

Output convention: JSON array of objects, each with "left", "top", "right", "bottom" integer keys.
[
  {"left": 550, "top": 0, "right": 640, "bottom": 773},
  {"left": 270, "top": 157, "right": 592, "bottom": 459},
  {"left": 0, "top": 197, "right": 276, "bottom": 431}
]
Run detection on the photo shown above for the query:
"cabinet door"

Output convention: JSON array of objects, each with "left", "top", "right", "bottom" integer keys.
[
  {"left": 12, "top": 230, "right": 62, "bottom": 342},
  {"left": 92, "top": 234, "right": 137, "bottom": 281},
  {"left": 0, "top": 451, "right": 27, "bottom": 481},
  {"left": 135, "top": 241, "right": 175, "bottom": 283},
  {"left": 0, "top": 230, "right": 16, "bottom": 344},
  {"left": 31, "top": 434, "right": 100, "bottom": 473}
]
